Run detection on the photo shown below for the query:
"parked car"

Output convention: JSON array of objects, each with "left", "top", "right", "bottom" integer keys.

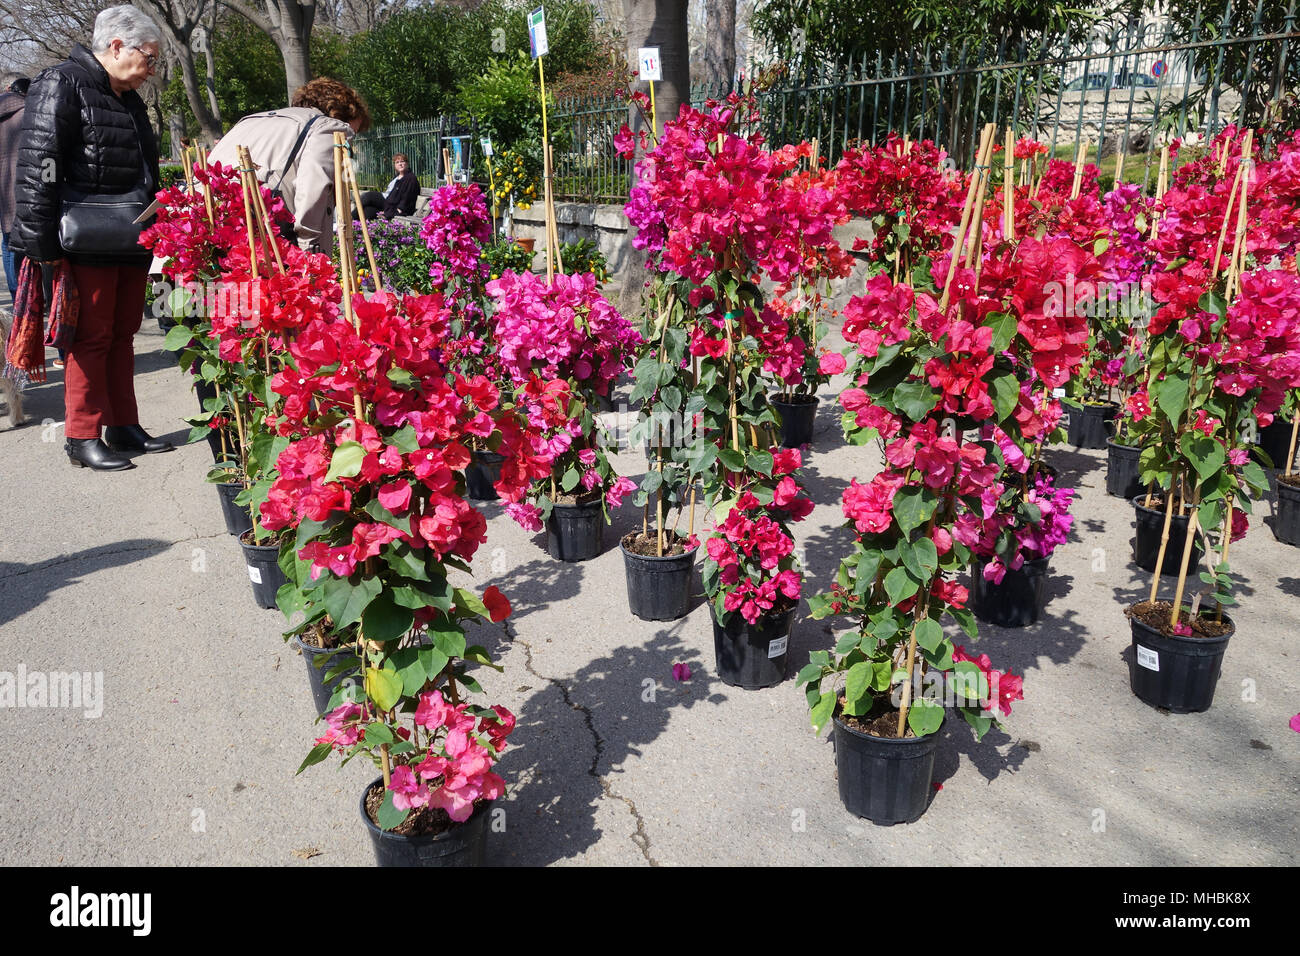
[{"left": 1065, "top": 72, "right": 1160, "bottom": 91}]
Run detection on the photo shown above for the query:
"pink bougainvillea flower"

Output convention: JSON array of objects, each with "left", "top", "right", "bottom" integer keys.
[
  {"left": 1290, "top": 713, "right": 1300, "bottom": 733},
  {"left": 672, "top": 662, "right": 692, "bottom": 682}
]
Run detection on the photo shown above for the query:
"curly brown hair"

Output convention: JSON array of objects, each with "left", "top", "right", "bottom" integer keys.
[{"left": 291, "top": 77, "right": 372, "bottom": 132}]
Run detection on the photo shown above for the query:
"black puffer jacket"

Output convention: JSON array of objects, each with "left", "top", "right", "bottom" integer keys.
[{"left": 12, "top": 44, "right": 159, "bottom": 266}]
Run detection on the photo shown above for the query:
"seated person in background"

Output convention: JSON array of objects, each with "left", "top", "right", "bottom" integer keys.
[{"left": 360, "top": 153, "right": 418, "bottom": 220}]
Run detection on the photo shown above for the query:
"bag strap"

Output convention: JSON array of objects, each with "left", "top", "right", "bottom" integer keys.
[{"left": 269, "top": 113, "right": 322, "bottom": 197}]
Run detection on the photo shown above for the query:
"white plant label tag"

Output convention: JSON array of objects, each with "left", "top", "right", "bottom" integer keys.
[
  {"left": 767, "top": 635, "right": 788, "bottom": 658},
  {"left": 247, "top": 565, "right": 262, "bottom": 584},
  {"left": 1136, "top": 645, "right": 1159, "bottom": 671},
  {"left": 638, "top": 47, "right": 662, "bottom": 82},
  {"left": 1052, "top": 387, "right": 1066, "bottom": 398}
]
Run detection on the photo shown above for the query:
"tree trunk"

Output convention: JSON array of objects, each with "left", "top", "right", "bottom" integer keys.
[
  {"left": 168, "top": 112, "right": 188, "bottom": 160},
  {"left": 202, "top": 1, "right": 222, "bottom": 126},
  {"left": 619, "top": 0, "right": 689, "bottom": 323},
  {"left": 219, "top": 0, "right": 317, "bottom": 103},
  {"left": 174, "top": 44, "right": 224, "bottom": 144},
  {"left": 702, "top": 0, "right": 736, "bottom": 92}
]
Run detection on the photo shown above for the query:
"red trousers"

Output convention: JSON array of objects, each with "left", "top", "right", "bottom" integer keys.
[{"left": 64, "top": 263, "right": 148, "bottom": 439}]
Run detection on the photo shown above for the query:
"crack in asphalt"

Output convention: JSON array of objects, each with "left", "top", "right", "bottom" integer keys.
[{"left": 507, "top": 621, "right": 659, "bottom": 867}]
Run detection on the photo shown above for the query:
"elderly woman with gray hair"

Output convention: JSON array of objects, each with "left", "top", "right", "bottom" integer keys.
[{"left": 11, "top": 4, "right": 170, "bottom": 471}]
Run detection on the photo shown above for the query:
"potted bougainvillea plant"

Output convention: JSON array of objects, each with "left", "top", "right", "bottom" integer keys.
[
  {"left": 487, "top": 268, "right": 641, "bottom": 561},
  {"left": 1123, "top": 127, "right": 1300, "bottom": 712},
  {"left": 621, "top": 94, "right": 841, "bottom": 677},
  {"left": 799, "top": 126, "right": 1092, "bottom": 823}
]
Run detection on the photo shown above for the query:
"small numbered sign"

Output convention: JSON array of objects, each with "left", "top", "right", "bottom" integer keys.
[
  {"left": 528, "top": 7, "right": 548, "bottom": 58},
  {"left": 638, "top": 47, "right": 662, "bottom": 82},
  {"left": 480, "top": 137, "right": 493, "bottom": 157}
]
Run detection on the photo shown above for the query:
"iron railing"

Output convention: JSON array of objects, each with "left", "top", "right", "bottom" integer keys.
[{"left": 350, "top": 2, "right": 1299, "bottom": 202}]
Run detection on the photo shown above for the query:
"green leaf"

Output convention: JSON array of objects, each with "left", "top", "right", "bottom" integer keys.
[
  {"left": 747, "top": 449, "right": 773, "bottom": 475},
  {"left": 453, "top": 587, "right": 488, "bottom": 620},
  {"left": 913, "top": 618, "right": 943, "bottom": 653},
  {"left": 990, "top": 373, "right": 1019, "bottom": 422},
  {"left": 1198, "top": 291, "right": 1227, "bottom": 319},
  {"left": 163, "top": 323, "right": 194, "bottom": 351},
  {"left": 322, "top": 575, "right": 382, "bottom": 631},
  {"left": 893, "top": 380, "right": 937, "bottom": 421},
  {"left": 962, "top": 710, "right": 995, "bottom": 741},
  {"left": 797, "top": 662, "right": 825, "bottom": 685},
  {"left": 389, "top": 425, "right": 419, "bottom": 454},
  {"left": 912, "top": 537, "right": 938, "bottom": 575},
  {"left": 376, "top": 788, "right": 409, "bottom": 832},
  {"left": 296, "top": 742, "right": 333, "bottom": 774},
  {"left": 883, "top": 566, "right": 919, "bottom": 604},
  {"left": 361, "top": 591, "right": 414, "bottom": 642},
  {"left": 324, "top": 441, "right": 366, "bottom": 483},
  {"left": 809, "top": 692, "right": 836, "bottom": 734},
  {"left": 363, "top": 722, "right": 395, "bottom": 746},
  {"left": 418, "top": 646, "right": 450, "bottom": 681},
  {"left": 641, "top": 469, "right": 663, "bottom": 494},
  {"left": 561, "top": 466, "right": 581, "bottom": 492},
  {"left": 687, "top": 442, "right": 718, "bottom": 474},
  {"left": 891, "top": 488, "right": 936, "bottom": 535},
  {"left": 383, "top": 541, "right": 431, "bottom": 582},
  {"left": 718, "top": 448, "right": 746, "bottom": 472},
  {"left": 984, "top": 311, "right": 1019, "bottom": 353},
  {"left": 844, "top": 662, "right": 873, "bottom": 715},
  {"left": 952, "top": 660, "right": 990, "bottom": 702},
  {"left": 1153, "top": 373, "right": 1190, "bottom": 427},
  {"left": 365, "top": 668, "right": 403, "bottom": 711},
  {"left": 432, "top": 626, "right": 467, "bottom": 660},
  {"left": 907, "top": 699, "right": 944, "bottom": 737}
]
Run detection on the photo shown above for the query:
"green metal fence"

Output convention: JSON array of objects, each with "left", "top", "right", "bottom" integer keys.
[
  {"left": 351, "top": 114, "right": 480, "bottom": 189},
  {"left": 351, "top": 2, "right": 1299, "bottom": 203},
  {"left": 747, "top": 0, "right": 1299, "bottom": 189}
]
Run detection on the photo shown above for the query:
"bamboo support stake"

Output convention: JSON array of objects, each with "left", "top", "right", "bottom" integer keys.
[
  {"left": 332, "top": 133, "right": 364, "bottom": 421},
  {"left": 1070, "top": 139, "right": 1087, "bottom": 199},
  {"left": 1150, "top": 146, "right": 1170, "bottom": 242},
  {"left": 656, "top": 423, "right": 665, "bottom": 557},
  {"left": 181, "top": 146, "right": 194, "bottom": 190},
  {"left": 1148, "top": 484, "right": 1178, "bottom": 604},
  {"left": 340, "top": 143, "right": 384, "bottom": 292},
  {"left": 1168, "top": 490, "right": 1203, "bottom": 628},
  {"left": 542, "top": 142, "right": 556, "bottom": 279},
  {"left": 196, "top": 146, "right": 214, "bottom": 225},
  {"left": 442, "top": 147, "right": 453, "bottom": 187},
  {"left": 1002, "top": 126, "right": 1014, "bottom": 240},
  {"left": 1114, "top": 147, "right": 1126, "bottom": 184},
  {"left": 967, "top": 135, "right": 997, "bottom": 285},
  {"left": 1284, "top": 412, "right": 1300, "bottom": 478},
  {"left": 236, "top": 156, "right": 260, "bottom": 281},
  {"left": 895, "top": 615, "right": 923, "bottom": 738},
  {"left": 241, "top": 148, "right": 285, "bottom": 275},
  {"left": 939, "top": 123, "right": 995, "bottom": 310},
  {"left": 547, "top": 144, "right": 565, "bottom": 274}
]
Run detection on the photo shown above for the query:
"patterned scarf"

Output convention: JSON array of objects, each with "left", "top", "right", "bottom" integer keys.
[{"left": 3, "top": 258, "right": 79, "bottom": 385}]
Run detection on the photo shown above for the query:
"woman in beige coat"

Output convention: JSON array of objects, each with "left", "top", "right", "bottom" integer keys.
[{"left": 208, "top": 78, "right": 371, "bottom": 253}]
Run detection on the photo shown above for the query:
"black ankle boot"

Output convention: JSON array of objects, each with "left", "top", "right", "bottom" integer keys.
[
  {"left": 67, "top": 438, "right": 134, "bottom": 471},
  {"left": 105, "top": 424, "right": 174, "bottom": 454}
]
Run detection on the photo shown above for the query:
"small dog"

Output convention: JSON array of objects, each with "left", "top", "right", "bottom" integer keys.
[{"left": 0, "top": 307, "right": 26, "bottom": 428}]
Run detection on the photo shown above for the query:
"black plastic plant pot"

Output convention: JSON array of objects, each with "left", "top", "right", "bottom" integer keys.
[
  {"left": 1066, "top": 401, "right": 1118, "bottom": 449},
  {"left": 1128, "top": 610, "right": 1234, "bottom": 713},
  {"left": 216, "top": 481, "right": 253, "bottom": 536},
  {"left": 771, "top": 394, "right": 818, "bottom": 448},
  {"left": 833, "top": 710, "right": 945, "bottom": 826},
  {"left": 970, "top": 556, "right": 1049, "bottom": 628},
  {"left": 1274, "top": 478, "right": 1300, "bottom": 546},
  {"left": 466, "top": 451, "right": 504, "bottom": 502},
  {"left": 545, "top": 499, "right": 606, "bottom": 562},
  {"left": 238, "top": 531, "right": 288, "bottom": 609},
  {"left": 291, "top": 634, "right": 362, "bottom": 715},
  {"left": 1131, "top": 497, "right": 1204, "bottom": 576},
  {"left": 621, "top": 538, "right": 698, "bottom": 621},
  {"left": 1256, "top": 418, "right": 1295, "bottom": 471},
  {"left": 360, "top": 779, "right": 491, "bottom": 867},
  {"left": 709, "top": 603, "right": 792, "bottom": 689},
  {"left": 1106, "top": 440, "right": 1144, "bottom": 499},
  {"left": 194, "top": 379, "right": 235, "bottom": 464}
]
